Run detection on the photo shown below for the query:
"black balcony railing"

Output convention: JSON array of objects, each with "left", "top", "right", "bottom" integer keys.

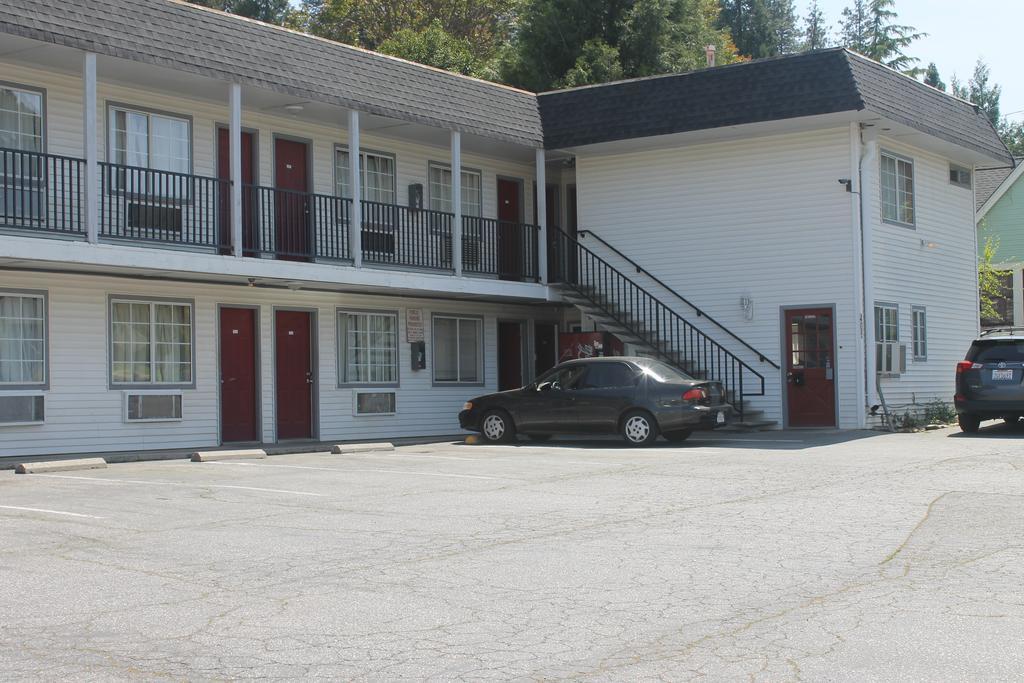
[
  {"left": 245, "top": 185, "right": 352, "bottom": 261},
  {"left": 462, "top": 216, "right": 540, "bottom": 281},
  {"left": 0, "top": 148, "right": 84, "bottom": 235},
  {"left": 361, "top": 200, "right": 453, "bottom": 271},
  {"left": 99, "top": 161, "right": 229, "bottom": 249}
]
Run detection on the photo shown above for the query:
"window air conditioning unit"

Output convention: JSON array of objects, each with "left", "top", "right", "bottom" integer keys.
[
  {"left": 353, "top": 391, "right": 397, "bottom": 416},
  {"left": 124, "top": 392, "right": 183, "bottom": 422},
  {"left": 876, "top": 342, "right": 906, "bottom": 376}
]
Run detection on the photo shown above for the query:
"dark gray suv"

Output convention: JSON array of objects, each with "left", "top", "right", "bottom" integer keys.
[{"left": 955, "top": 328, "right": 1024, "bottom": 432}]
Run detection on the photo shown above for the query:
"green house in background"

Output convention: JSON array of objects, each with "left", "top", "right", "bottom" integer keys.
[{"left": 977, "top": 159, "right": 1024, "bottom": 327}]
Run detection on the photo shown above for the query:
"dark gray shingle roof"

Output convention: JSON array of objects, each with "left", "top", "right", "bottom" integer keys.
[
  {"left": 975, "top": 164, "right": 1016, "bottom": 212},
  {"left": 538, "top": 49, "right": 1012, "bottom": 164},
  {"left": 0, "top": 0, "right": 543, "bottom": 147}
]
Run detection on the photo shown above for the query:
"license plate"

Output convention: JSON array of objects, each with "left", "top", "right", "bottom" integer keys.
[
  {"left": 992, "top": 369, "right": 1014, "bottom": 381},
  {"left": 716, "top": 411, "right": 726, "bottom": 424}
]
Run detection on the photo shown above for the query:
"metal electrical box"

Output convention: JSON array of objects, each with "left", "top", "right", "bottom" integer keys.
[
  {"left": 408, "top": 183, "right": 423, "bottom": 211},
  {"left": 410, "top": 341, "right": 426, "bottom": 370}
]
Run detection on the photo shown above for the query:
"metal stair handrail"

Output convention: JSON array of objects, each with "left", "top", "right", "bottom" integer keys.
[
  {"left": 550, "top": 227, "right": 765, "bottom": 417},
  {"left": 577, "top": 228, "right": 780, "bottom": 370}
]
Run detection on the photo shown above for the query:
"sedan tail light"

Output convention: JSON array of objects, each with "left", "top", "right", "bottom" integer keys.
[{"left": 682, "top": 388, "right": 708, "bottom": 403}]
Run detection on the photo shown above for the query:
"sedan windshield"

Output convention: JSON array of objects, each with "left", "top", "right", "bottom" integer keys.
[{"left": 635, "top": 359, "right": 693, "bottom": 382}]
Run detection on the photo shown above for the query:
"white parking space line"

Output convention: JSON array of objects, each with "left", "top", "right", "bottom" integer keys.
[
  {"left": 0, "top": 504, "right": 105, "bottom": 520},
  {"left": 206, "top": 461, "right": 501, "bottom": 481},
  {"left": 699, "top": 438, "right": 806, "bottom": 443},
  {"left": 31, "top": 474, "right": 325, "bottom": 497}
]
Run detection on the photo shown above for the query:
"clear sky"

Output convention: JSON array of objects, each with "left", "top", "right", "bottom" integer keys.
[{"left": 812, "top": 0, "right": 1024, "bottom": 119}]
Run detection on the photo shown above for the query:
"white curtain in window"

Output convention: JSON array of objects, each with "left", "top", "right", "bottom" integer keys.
[
  {"left": 458, "top": 318, "right": 481, "bottom": 382},
  {"left": 340, "top": 312, "right": 397, "bottom": 384},
  {"left": 111, "top": 301, "right": 191, "bottom": 384},
  {"left": 429, "top": 165, "right": 482, "bottom": 216},
  {"left": 335, "top": 150, "right": 395, "bottom": 205},
  {"left": 0, "top": 295, "right": 45, "bottom": 384},
  {"left": 0, "top": 88, "right": 43, "bottom": 152}
]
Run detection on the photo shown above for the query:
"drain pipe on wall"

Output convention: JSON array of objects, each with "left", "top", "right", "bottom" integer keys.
[
  {"left": 859, "top": 124, "right": 880, "bottom": 417},
  {"left": 848, "top": 123, "right": 867, "bottom": 429}
]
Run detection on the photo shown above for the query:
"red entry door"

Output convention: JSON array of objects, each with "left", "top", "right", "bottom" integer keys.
[
  {"left": 498, "top": 321, "right": 523, "bottom": 390},
  {"left": 217, "top": 128, "right": 256, "bottom": 255},
  {"left": 497, "top": 178, "right": 524, "bottom": 281},
  {"left": 273, "top": 138, "right": 311, "bottom": 260},
  {"left": 220, "top": 307, "right": 259, "bottom": 442},
  {"left": 275, "top": 310, "right": 313, "bottom": 440},
  {"left": 785, "top": 308, "right": 837, "bottom": 427}
]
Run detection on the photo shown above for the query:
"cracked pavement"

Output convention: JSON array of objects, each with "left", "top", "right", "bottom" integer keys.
[{"left": 1, "top": 425, "right": 1023, "bottom": 680}]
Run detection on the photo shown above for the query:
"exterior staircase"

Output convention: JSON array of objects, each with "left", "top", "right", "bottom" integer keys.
[{"left": 549, "top": 228, "right": 779, "bottom": 430}]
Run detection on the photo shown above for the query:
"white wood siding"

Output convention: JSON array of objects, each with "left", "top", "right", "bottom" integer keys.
[
  {"left": 0, "top": 271, "right": 559, "bottom": 457},
  {"left": 868, "top": 137, "right": 979, "bottom": 416},
  {"left": 575, "top": 127, "right": 859, "bottom": 427}
]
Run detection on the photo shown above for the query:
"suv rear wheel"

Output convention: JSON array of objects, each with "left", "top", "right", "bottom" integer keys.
[{"left": 958, "top": 413, "right": 981, "bottom": 434}]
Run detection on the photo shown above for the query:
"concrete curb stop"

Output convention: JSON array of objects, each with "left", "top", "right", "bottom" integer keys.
[
  {"left": 191, "top": 449, "right": 268, "bottom": 462},
  {"left": 15, "top": 458, "right": 108, "bottom": 474},
  {"left": 331, "top": 442, "right": 394, "bottom": 454}
]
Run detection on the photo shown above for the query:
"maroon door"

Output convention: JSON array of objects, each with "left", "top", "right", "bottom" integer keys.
[
  {"left": 534, "top": 322, "right": 558, "bottom": 378},
  {"left": 498, "top": 321, "right": 523, "bottom": 390},
  {"left": 275, "top": 310, "right": 313, "bottom": 440},
  {"left": 217, "top": 128, "right": 256, "bottom": 255},
  {"left": 220, "top": 307, "right": 259, "bottom": 442},
  {"left": 785, "top": 308, "right": 837, "bottom": 427},
  {"left": 274, "top": 138, "right": 311, "bottom": 260},
  {"left": 497, "top": 178, "right": 524, "bottom": 280}
]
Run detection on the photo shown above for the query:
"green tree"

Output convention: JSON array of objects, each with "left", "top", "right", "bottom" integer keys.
[
  {"left": 952, "top": 59, "right": 1001, "bottom": 128},
  {"left": 1000, "top": 120, "right": 1024, "bottom": 157},
  {"left": 188, "top": 0, "right": 293, "bottom": 24},
  {"left": 720, "top": 0, "right": 798, "bottom": 57},
  {"left": 978, "top": 235, "right": 1011, "bottom": 324},
  {"left": 840, "top": 0, "right": 925, "bottom": 74},
  {"left": 800, "top": 0, "right": 831, "bottom": 51},
  {"left": 923, "top": 62, "right": 945, "bottom": 91},
  {"left": 502, "top": 0, "right": 735, "bottom": 92},
  {"left": 297, "top": 0, "right": 517, "bottom": 58},
  {"left": 378, "top": 20, "right": 488, "bottom": 77}
]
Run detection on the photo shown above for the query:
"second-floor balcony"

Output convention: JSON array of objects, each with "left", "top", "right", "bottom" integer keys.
[{"left": 1, "top": 148, "right": 542, "bottom": 283}]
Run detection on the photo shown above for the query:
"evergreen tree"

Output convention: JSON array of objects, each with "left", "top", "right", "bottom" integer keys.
[
  {"left": 840, "top": 0, "right": 925, "bottom": 75},
  {"left": 720, "top": 0, "right": 798, "bottom": 58},
  {"left": 502, "top": 0, "right": 735, "bottom": 92},
  {"left": 952, "top": 59, "right": 1001, "bottom": 127},
  {"left": 923, "top": 63, "right": 945, "bottom": 91},
  {"left": 800, "top": 0, "right": 831, "bottom": 51}
]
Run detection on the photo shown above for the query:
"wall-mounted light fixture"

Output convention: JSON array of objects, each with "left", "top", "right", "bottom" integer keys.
[
  {"left": 919, "top": 239, "right": 939, "bottom": 250},
  {"left": 740, "top": 296, "right": 754, "bottom": 321}
]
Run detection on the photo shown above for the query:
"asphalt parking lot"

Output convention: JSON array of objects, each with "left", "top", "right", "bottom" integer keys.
[{"left": 2, "top": 425, "right": 1023, "bottom": 680}]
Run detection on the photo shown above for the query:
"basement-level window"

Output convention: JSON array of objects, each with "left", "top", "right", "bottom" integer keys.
[{"left": 881, "top": 151, "right": 915, "bottom": 226}]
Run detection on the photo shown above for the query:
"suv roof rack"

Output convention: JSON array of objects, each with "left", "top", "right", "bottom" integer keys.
[{"left": 980, "top": 327, "right": 1024, "bottom": 337}]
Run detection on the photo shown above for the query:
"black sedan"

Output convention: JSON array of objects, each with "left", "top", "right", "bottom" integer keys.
[{"left": 459, "top": 356, "right": 733, "bottom": 446}]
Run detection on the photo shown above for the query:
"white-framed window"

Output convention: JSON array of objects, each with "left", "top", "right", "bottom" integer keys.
[
  {"left": 433, "top": 315, "right": 483, "bottom": 384},
  {"left": 912, "top": 306, "right": 927, "bottom": 361},
  {"left": 337, "top": 310, "right": 399, "bottom": 385},
  {"left": 0, "top": 85, "right": 43, "bottom": 152},
  {"left": 875, "top": 303, "right": 900, "bottom": 374},
  {"left": 949, "top": 164, "right": 972, "bottom": 189},
  {"left": 880, "top": 151, "right": 915, "bottom": 226},
  {"left": 110, "top": 299, "right": 193, "bottom": 386},
  {"left": 109, "top": 106, "right": 190, "bottom": 174},
  {"left": 334, "top": 148, "right": 396, "bottom": 205},
  {"left": 0, "top": 292, "right": 46, "bottom": 386},
  {"left": 428, "top": 162, "right": 483, "bottom": 217},
  {"left": 1, "top": 85, "right": 45, "bottom": 224}
]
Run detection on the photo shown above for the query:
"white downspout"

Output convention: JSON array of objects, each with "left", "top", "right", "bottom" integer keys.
[
  {"left": 860, "top": 125, "right": 880, "bottom": 411},
  {"left": 849, "top": 122, "right": 867, "bottom": 429}
]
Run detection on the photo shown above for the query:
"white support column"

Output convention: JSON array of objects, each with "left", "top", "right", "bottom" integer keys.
[
  {"left": 229, "top": 83, "right": 243, "bottom": 257},
  {"left": 348, "top": 110, "right": 362, "bottom": 267},
  {"left": 451, "top": 131, "right": 463, "bottom": 276},
  {"left": 535, "top": 148, "right": 548, "bottom": 284},
  {"left": 83, "top": 52, "right": 99, "bottom": 243}
]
